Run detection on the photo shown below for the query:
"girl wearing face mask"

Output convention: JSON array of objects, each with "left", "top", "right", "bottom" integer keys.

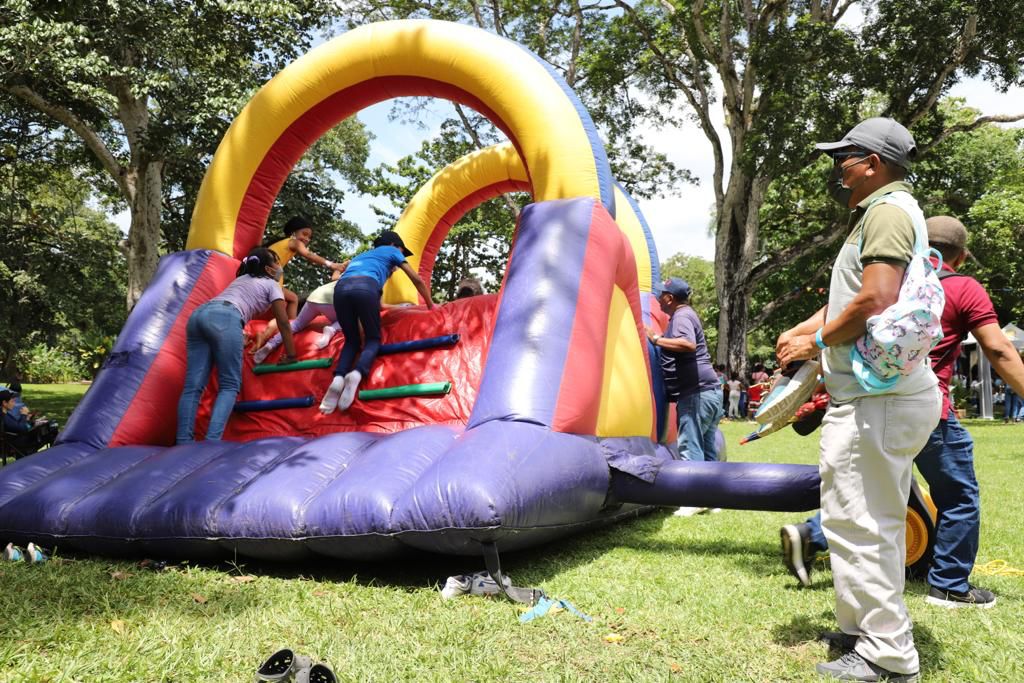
[{"left": 175, "top": 247, "right": 298, "bottom": 444}]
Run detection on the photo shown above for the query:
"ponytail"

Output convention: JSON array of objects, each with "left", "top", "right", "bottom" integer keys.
[{"left": 236, "top": 247, "right": 278, "bottom": 278}]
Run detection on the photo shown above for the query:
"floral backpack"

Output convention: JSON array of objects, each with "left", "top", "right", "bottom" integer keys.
[{"left": 850, "top": 191, "right": 945, "bottom": 393}]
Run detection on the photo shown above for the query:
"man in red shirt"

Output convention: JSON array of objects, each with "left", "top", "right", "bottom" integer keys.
[{"left": 780, "top": 216, "right": 1024, "bottom": 613}]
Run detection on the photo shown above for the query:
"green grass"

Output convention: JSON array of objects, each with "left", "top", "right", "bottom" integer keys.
[
  {"left": 2, "top": 389, "right": 1023, "bottom": 681},
  {"left": 15, "top": 383, "right": 91, "bottom": 426}
]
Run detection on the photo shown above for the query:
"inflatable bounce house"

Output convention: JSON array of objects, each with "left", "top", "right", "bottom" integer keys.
[{"left": 0, "top": 20, "right": 933, "bottom": 571}]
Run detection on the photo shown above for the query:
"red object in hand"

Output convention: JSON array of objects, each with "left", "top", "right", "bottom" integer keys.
[{"left": 794, "top": 391, "right": 829, "bottom": 421}]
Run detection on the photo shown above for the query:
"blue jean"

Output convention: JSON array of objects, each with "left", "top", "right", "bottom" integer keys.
[
  {"left": 804, "top": 411, "right": 979, "bottom": 592},
  {"left": 676, "top": 388, "right": 724, "bottom": 462},
  {"left": 176, "top": 302, "right": 244, "bottom": 443},
  {"left": 333, "top": 276, "right": 383, "bottom": 378},
  {"left": 1006, "top": 389, "right": 1022, "bottom": 420}
]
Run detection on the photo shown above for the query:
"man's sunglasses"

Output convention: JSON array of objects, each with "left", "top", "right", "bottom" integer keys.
[{"left": 831, "top": 150, "right": 871, "bottom": 164}]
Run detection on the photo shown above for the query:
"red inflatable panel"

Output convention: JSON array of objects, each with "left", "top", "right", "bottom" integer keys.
[{"left": 193, "top": 294, "right": 499, "bottom": 441}]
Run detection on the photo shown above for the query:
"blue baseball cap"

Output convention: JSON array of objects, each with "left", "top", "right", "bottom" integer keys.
[{"left": 655, "top": 277, "right": 691, "bottom": 300}]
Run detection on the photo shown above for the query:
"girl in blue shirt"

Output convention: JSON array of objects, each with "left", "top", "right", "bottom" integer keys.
[{"left": 320, "top": 231, "right": 434, "bottom": 413}]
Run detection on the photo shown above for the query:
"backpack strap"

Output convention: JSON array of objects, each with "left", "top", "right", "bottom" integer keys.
[
  {"left": 937, "top": 270, "right": 966, "bottom": 281},
  {"left": 861, "top": 190, "right": 943, "bottom": 269}
]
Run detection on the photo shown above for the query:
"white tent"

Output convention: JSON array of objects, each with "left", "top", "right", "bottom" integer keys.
[
  {"left": 1002, "top": 322, "right": 1024, "bottom": 351},
  {"left": 960, "top": 323, "right": 1022, "bottom": 419}
]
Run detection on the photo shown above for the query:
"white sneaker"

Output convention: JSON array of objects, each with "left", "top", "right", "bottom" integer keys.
[
  {"left": 440, "top": 575, "right": 472, "bottom": 600},
  {"left": 337, "top": 370, "right": 362, "bottom": 411},
  {"left": 673, "top": 506, "right": 708, "bottom": 517},
  {"left": 253, "top": 345, "right": 273, "bottom": 364},
  {"left": 319, "top": 375, "right": 346, "bottom": 414},
  {"left": 314, "top": 326, "right": 337, "bottom": 349}
]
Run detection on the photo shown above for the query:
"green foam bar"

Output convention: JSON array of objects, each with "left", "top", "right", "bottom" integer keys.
[
  {"left": 253, "top": 357, "right": 334, "bottom": 375},
  {"left": 358, "top": 382, "right": 452, "bottom": 400}
]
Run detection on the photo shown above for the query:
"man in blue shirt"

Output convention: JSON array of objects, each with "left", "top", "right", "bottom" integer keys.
[{"left": 647, "top": 277, "right": 723, "bottom": 462}]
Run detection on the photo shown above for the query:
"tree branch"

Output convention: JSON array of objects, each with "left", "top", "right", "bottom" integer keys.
[
  {"left": 453, "top": 103, "right": 520, "bottom": 216},
  {"left": 749, "top": 257, "right": 834, "bottom": 330},
  {"left": 918, "top": 112, "right": 1024, "bottom": 156},
  {"left": 565, "top": 0, "right": 584, "bottom": 88},
  {"left": 748, "top": 217, "right": 848, "bottom": 287},
  {"left": 904, "top": 13, "right": 978, "bottom": 127},
  {"left": 5, "top": 84, "right": 130, "bottom": 199},
  {"left": 831, "top": 0, "right": 856, "bottom": 23},
  {"left": 615, "top": 0, "right": 726, "bottom": 207}
]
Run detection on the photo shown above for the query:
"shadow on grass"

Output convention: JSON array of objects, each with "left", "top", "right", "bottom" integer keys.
[
  {"left": 207, "top": 508, "right": 791, "bottom": 590},
  {"left": 772, "top": 611, "right": 944, "bottom": 676}
]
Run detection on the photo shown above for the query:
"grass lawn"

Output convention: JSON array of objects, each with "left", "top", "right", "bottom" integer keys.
[{"left": 2, "top": 386, "right": 1022, "bottom": 681}]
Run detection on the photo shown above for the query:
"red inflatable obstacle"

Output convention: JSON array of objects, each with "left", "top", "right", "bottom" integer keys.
[{"left": 190, "top": 294, "right": 499, "bottom": 441}]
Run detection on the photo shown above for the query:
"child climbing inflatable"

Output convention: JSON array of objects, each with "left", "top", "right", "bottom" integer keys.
[
  {"left": 254, "top": 270, "right": 344, "bottom": 364},
  {"left": 176, "top": 248, "right": 297, "bottom": 443},
  {"left": 319, "top": 230, "right": 434, "bottom": 413}
]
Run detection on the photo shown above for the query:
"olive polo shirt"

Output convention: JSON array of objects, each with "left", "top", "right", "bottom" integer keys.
[{"left": 821, "top": 181, "right": 938, "bottom": 402}]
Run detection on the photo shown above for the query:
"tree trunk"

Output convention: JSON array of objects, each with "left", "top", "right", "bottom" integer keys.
[
  {"left": 714, "top": 168, "right": 768, "bottom": 376},
  {"left": 124, "top": 159, "right": 164, "bottom": 309}
]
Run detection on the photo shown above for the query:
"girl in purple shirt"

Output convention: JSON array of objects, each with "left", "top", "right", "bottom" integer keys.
[{"left": 175, "top": 248, "right": 298, "bottom": 443}]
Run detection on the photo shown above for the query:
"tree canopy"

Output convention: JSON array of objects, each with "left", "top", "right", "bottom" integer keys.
[
  {"left": 590, "top": 0, "right": 1024, "bottom": 373},
  {"left": 0, "top": 0, "right": 350, "bottom": 306}
]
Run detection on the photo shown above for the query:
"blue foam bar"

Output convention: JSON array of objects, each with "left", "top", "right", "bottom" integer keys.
[
  {"left": 234, "top": 396, "right": 315, "bottom": 412},
  {"left": 378, "top": 334, "right": 460, "bottom": 355}
]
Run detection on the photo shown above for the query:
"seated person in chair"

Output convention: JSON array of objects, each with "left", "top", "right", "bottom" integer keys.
[{"left": 1, "top": 389, "right": 57, "bottom": 457}]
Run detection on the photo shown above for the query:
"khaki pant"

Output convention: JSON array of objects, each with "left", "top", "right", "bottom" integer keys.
[{"left": 820, "top": 387, "right": 941, "bottom": 674}]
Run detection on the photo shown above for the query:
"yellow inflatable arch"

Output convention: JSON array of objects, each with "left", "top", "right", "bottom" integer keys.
[
  {"left": 384, "top": 142, "right": 658, "bottom": 305},
  {"left": 186, "top": 20, "right": 614, "bottom": 257}
]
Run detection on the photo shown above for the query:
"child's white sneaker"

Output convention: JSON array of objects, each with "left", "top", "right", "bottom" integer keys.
[{"left": 253, "top": 345, "right": 273, "bottom": 364}]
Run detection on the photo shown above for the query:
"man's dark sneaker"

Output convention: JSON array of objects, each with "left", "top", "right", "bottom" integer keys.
[
  {"left": 816, "top": 650, "right": 919, "bottom": 682},
  {"left": 925, "top": 584, "right": 996, "bottom": 609},
  {"left": 780, "top": 523, "right": 813, "bottom": 587},
  {"left": 819, "top": 631, "right": 859, "bottom": 651}
]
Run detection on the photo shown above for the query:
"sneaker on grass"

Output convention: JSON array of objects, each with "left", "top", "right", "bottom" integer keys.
[
  {"left": 925, "top": 584, "right": 996, "bottom": 609},
  {"left": 780, "top": 522, "right": 814, "bottom": 587},
  {"left": 672, "top": 507, "right": 708, "bottom": 517},
  {"left": 816, "top": 650, "right": 919, "bottom": 682}
]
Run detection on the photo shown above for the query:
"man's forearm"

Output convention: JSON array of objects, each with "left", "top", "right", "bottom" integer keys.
[
  {"left": 818, "top": 296, "right": 880, "bottom": 347},
  {"left": 787, "top": 306, "right": 827, "bottom": 337},
  {"left": 977, "top": 324, "right": 1024, "bottom": 396}
]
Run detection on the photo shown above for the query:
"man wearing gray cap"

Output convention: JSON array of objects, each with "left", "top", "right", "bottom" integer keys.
[
  {"left": 776, "top": 118, "right": 941, "bottom": 682},
  {"left": 780, "top": 215, "right": 1024, "bottom": 608}
]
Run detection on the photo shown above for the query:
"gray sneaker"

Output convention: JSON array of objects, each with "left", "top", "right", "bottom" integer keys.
[
  {"left": 816, "top": 650, "right": 919, "bottom": 682},
  {"left": 780, "top": 523, "right": 813, "bottom": 587}
]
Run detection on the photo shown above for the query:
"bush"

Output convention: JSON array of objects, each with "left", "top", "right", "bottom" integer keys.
[
  {"left": 19, "top": 343, "right": 86, "bottom": 383},
  {"left": 72, "top": 332, "right": 115, "bottom": 379}
]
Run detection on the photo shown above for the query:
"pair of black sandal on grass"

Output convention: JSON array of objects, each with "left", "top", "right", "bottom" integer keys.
[{"left": 255, "top": 649, "right": 336, "bottom": 683}]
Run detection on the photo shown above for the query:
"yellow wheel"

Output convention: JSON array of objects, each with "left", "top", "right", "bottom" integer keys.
[{"left": 905, "top": 479, "right": 937, "bottom": 578}]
